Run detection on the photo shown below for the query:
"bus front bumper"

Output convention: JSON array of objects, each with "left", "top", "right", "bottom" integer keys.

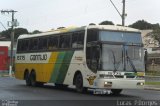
[{"left": 93, "top": 78, "right": 145, "bottom": 89}]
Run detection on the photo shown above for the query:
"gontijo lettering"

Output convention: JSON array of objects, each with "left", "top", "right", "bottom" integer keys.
[{"left": 30, "top": 54, "right": 47, "bottom": 61}]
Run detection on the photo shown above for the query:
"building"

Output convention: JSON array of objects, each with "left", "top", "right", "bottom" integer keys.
[
  {"left": 141, "top": 30, "right": 160, "bottom": 71},
  {"left": 0, "top": 41, "right": 11, "bottom": 71},
  {"left": 141, "top": 30, "right": 159, "bottom": 48}
]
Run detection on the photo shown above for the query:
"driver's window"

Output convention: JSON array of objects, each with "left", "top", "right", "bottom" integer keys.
[{"left": 86, "top": 45, "right": 100, "bottom": 73}]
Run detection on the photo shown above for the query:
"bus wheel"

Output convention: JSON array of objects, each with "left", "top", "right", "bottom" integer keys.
[
  {"left": 75, "top": 73, "right": 87, "bottom": 93},
  {"left": 36, "top": 82, "right": 44, "bottom": 87},
  {"left": 30, "top": 71, "right": 37, "bottom": 87},
  {"left": 24, "top": 71, "right": 31, "bottom": 86},
  {"left": 111, "top": 89, "right": 122, "bottom": 95}
]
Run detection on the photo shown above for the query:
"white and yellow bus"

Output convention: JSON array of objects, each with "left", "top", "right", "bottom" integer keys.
[{"left": 15, "top": 25, "right": 145, "bottom": 94}]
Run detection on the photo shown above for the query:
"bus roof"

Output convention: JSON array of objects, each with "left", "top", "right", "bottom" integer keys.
[
  {"left": 18, "top": 25, "right": 140, "bottom": 39},
  {"left": 87, "top": 25, "right": 140, "bottom": 32}
]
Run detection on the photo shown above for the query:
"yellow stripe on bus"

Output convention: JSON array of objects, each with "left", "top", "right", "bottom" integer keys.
[
  {"left": 46, "top": 52, "right": 59, "bottom": 82},
  {"left": 15, "top": 52, "right": 59, "bottom": 83}
]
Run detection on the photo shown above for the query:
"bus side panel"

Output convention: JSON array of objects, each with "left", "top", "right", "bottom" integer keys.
[
  {"left": 15, "top": 63, "right": 43, "bottom": 81},
  {"left": 15, "top": 63, "right": 53, "bottom": 82},
  {"left": 15, "top": 63, "right": 25, "bottom": 80},
  {"left": 49, "top": 51, "right": 74, "bottom": 84},
  {"left": 44, "top": 52, "right": 59, "bottom": 82},
  {"left": 15, "top": 53, "right": 54, "bottom": 82},
  {"left": 55, "top": 51, "right": 74, "bottom": 84},
  {"left": 63, "top": 51, "right": 84, "bottom": 85},
  {"left": 62, "top": 51, "right": 97, "bottom": 87}
]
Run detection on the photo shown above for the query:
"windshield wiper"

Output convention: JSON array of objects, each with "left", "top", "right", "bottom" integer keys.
[
  {"left": 126, "top": 51, "right": 137, "bottom": 73},
  {"left": 110, "top": 50, "right": 117, "bottom": 73}
]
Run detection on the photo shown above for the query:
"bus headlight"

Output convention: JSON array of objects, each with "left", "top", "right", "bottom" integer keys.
[
  {"left": 104, "top": 81, "right": 112, "bottom": 87},
  {"left": 137, "top": 82, "right": 144, "bottom": 86}
]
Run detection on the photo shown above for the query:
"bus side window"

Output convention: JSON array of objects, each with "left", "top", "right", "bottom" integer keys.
[
  {"left": 86, "top": 29, "right": 98, "bottom": 73},
  {"left": 72, "top": 32, "right": 84, "bottom": 49},
  {"left": 60, "top": 35, "right": 65, "bottom": 48},
  {"left": 72, "top": 33, "right": 78, "bottom": 48},
  {"left": 29, "top": 39, "right": 33, "bottom": 51},
  {"left": 48, "top": 36, "right": 59, "bottom": 50},
  {"left": 60, "top": 34, "right": 71, "bottom": 49},
  {"left": 77, "top": 32, "right": 84, "bottom": 48},
  {"left": 35, "top": 39, "right": 38, "bottom": 50},
  {"left": 86, "top": 45, "right": 99, "bottom": 73},
  {"left": 24, "top": 39, "right": 29, "bottom": 51},
  {"left": 39, "top": 38, "right": 43, "bottom": 50},
  {"left": 29, "top": 38, "right": 38, "bottom": 51},
  {"left": 39, "top": 37, "right": 48, "bottom": 50},
  {"left": 86, "top": 45, "right": 92, "bottom": 69},
  {"left": 42, "top": 38, "right": 47, "bottom": 50},
  {"left": 87, "top": 29, "right": 98, "bottom": 43},
  {"left": 17, "top": 40, "right": 22, "bottom": 52}
]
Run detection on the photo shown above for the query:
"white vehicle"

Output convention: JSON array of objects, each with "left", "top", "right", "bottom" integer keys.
[{"left": 15, "top": 25, "right": 145, "bottom": 95}]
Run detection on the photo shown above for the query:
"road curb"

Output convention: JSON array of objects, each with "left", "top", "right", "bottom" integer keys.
[
  {"left": 144, "top": 87, "right": 160, "bottom": 91},
  {"left": 144, "top": 86, "right": 160, "bottom": 91},
  {"left": 0, "top": 74, "right": 15, "bottom": 77}
]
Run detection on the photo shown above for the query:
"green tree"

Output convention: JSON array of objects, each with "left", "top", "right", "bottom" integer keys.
[
  {"left": 1, "top": 28, "right": 12, "bottom": 39},
  {"left": 31, "top": 30, "right": 42, "bottom": 34},
  {"left": 89, "top": 23, "right": 96, "bottom": 25},
  {"left": 152, "top": 23, "right": 160, "bottom": 30},
  {"left": 129, "top": 20, "right": 153, "bottom": 30},
  {"left": 14, "top": 28, "right": 29, "bottom": 40},
  {"left": 99, "top": 21, "right": 114, "bottom": 25},
  {"left": 1, "top": 28, "right": 29, "bottom": 40}
]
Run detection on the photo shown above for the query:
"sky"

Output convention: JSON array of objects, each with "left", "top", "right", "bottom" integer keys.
[{"left": 0, "top": 0, "right": 160, "bottom": 32}]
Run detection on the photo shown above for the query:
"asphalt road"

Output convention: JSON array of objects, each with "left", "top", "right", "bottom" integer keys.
[{"left": 0, "top": 77, "right": 160, "bottom": 106}]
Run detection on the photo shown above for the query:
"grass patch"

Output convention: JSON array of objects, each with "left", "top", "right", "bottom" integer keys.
[
  {"left": 145, "top": 82, "right": 160, "bottom": 85},
  {"left": 146, "top": 71, "right": 160, "bottom": 76}
]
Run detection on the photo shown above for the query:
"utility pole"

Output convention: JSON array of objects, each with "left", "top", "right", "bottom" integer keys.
[
  {"left": 122, "top": 0, "right": 126, "bottom": 26},
  {"left": 1, "top": 10, "right": 18, "bottom": 76},
  {"left": 110, "top": 0, "right": 126, "bottom": 26}
]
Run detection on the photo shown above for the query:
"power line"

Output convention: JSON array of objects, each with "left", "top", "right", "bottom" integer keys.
[
  {"left": 110, "top": 0, "right": 122, "bottom": 18},
  {"left": 0, "top": 21, "right": 7, "bottom": 30},
  {"left": 109, "top": 0, "right": 126, "bottom": 26}
]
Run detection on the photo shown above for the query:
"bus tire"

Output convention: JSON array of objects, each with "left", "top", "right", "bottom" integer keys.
[
  {"left": 75, "top": 73, "right": 87, "bottom": 93},
  {"left": 36, "top": 82, "right": 44, "bottom": 87},
  {"left": 111, "top": 89, "right": 122, "bottom": 95},
  {"left": 30, "top": 71, "right": 37, "bottom": 87},
  {"left": 24, "top": 71, "right": 31, "bottom": 86}
]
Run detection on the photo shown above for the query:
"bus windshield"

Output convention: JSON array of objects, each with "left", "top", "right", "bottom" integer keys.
[
  {"left": 101, "top": 44, "right": 144, "bottom": 72},
  {"left": 99, "top": 31, "right": 144, "bottom": 72}
]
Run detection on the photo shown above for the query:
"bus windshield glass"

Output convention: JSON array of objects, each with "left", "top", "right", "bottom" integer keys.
[
  {"left": 101, "top": 44, "right": 144, "bottom": 72},
  {"left": 99, "top": 31, "right": 144, "bottom": 72},
  {"left": 102, "top": 44, "right": 124, "bottom": 71},
  {"left": 125, "top": 45, "right": 144, "bottom": 72}
]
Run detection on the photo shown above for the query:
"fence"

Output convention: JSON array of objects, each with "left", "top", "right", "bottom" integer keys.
[{"left": 147, "top": 53, "right": 160, "bottom": 72}]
